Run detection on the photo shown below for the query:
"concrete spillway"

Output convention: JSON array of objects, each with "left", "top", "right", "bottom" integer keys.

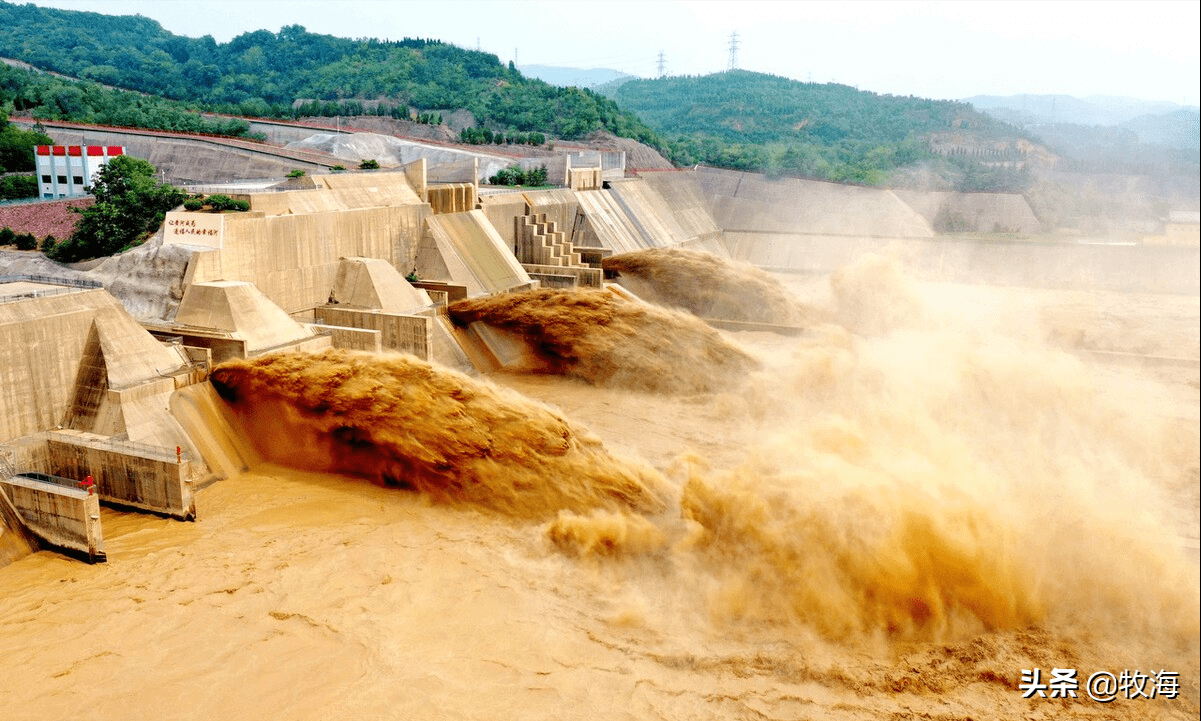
[{"left": 419, "top": 210, "right": 533, "bottom": 297}]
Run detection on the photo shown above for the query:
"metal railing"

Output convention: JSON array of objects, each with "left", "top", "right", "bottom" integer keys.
[
  {"left": 52, "top": 432, "right": 194, "bottom": 465},
  {"left": 0, "top": 274, "right": 102, "bottom": 303},
  {"left": 11, "top": 471, "right": 85, "bottom": 491},
  {"left": 0, "top": 274, "right": 103, "bottom": 288}
]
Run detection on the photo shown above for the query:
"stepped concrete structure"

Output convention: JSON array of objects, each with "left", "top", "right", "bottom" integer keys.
[
  {"left": 0, "top": 280, "right": 214, "bottom": 565},
  {"left": 513, "top": 211, "right": 602, "bottom": 289}
]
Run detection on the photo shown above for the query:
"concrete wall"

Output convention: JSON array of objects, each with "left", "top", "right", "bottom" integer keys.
[
  {"left": 695, "top": 166, "right": 934, "bottom": 239},
  {"left": 310, "top": 324, "right": 384, "bottom": 353},
  {"left": 0, "top": 483, "right": 40, "bottom": 567},
  {"left": 0, "top": 474, "right": 104, "bottom": 561},
  {"left": 428, "top": 183, "right": 478, "bottom": 215},
  {"left": 31, "top": 124, "right": 329, "bottom": 183},
  {"left": 427, "top": 157, "right": 479, "bottom": 185},
  {"left": 637, "top": 171, "right": 724, "bottom": 244},
  {"left": 893, "top": 190, "right": 1043, "bottom": 233},
  {"left": 187, "top": 183, "right": 430, "bottom": 315},
  {"left": 314, "top": 306, "right": 432, "bottom": 360},
  {"left": 47, "top": 430, "right": 196, "bottom": 520}
]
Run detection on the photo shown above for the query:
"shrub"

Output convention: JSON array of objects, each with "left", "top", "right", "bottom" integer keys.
[
  {"left": 330, "top": 165, "right": 346, "bottom": 172},
  {"left": 14, "top": 232, "right": 37, "bottom": 250},
  {"left": 287, "top": 169, "right": 306, "bottom": 178},
  {"left": 184, "top": 198, "right": 204, "bottom": 211},
  {"left": 41, "top": 235, "right": 56, "bottom": 253},
  {"left": 0, "top": 174, "right": 38, "bottom": 200},
  {"left": 206, "top": 194, "right": 235, "bottom": 211},
  {"left": 0, "top": 227, "right": 14, "bottom": 246},
  {"left": 53, "top": 155, "right": 187, "bottom": 262},
  {"left": 527, "top": 165, "right": 549, "bottom": 186},
  {"left": 359, "top": 159, "right": 379, "bottom": 170}
]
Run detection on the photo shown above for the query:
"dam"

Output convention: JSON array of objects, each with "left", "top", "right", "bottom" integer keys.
[{"left": 0, "top": 126, "right": 1197, "bottom": 720}]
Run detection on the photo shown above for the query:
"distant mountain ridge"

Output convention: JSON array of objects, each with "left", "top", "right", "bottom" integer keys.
[
  {"left": 964, "top": 93, "right": 1197, "bottom": 127},
  {"left": 965, "top": 94, "right": 1199, "bottom": 151},
  {"left": 518, "top": 64, "right": 636, "bottom": 89}
]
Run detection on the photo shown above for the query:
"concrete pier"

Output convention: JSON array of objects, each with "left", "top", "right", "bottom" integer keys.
[
  {"left": 0, "top": 472, "right": 104, "bottom": 563},
  {"left": 46, "top": 430, "right": 196, "bottom": 521}
]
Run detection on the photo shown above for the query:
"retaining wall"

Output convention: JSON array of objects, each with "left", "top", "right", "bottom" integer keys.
[
  {"left": 0, "top": 474, "right": 104, "bottom": 562},
  {"left": 310, "top": 324, "right": 384, "bottom": 353},
  {"left": 314, "top": 306, "right": 432, "bottom": 359},
  {"left": 186, "top": 205, "right": 427, "bottom": 313},
  {"left": 46, "top": 430, "right": 196, "bottom": 520}
]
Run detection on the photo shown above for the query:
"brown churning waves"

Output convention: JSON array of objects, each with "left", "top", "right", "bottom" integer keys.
[
  {"left": 448, "top": 287, "right": 760, "bottom": 394},
  {"left": 602, "top": 247, "right": 826, "bottom": 326},
  {"left": 210, "top": 349, "right": 667, "bottom": 519}
]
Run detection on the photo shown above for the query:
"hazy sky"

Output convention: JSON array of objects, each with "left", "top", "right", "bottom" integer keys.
[{"left": 29, "top": 0, "right": 1201, "bottom": 106}]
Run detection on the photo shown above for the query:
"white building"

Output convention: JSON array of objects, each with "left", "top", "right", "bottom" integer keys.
[{"left": 34, "top": 145, "right": 125, "bottom": 199}]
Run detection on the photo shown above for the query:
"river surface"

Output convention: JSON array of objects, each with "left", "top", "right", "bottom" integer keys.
[{"left": 1, "top": 269, "right": 1197, "bottom": 720}]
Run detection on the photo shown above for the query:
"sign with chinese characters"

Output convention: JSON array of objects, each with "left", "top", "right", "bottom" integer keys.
[
  {"left": 163, "top": 212, "right": 224, "bottom": 249},
  {"left": 1020, "top": 667, "right": 1180, "bottom": 703}
]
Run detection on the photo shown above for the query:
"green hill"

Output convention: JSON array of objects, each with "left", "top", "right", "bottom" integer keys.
[
  {"left": 0, "top": 1, "right": 1042, "bottom": 189},
  {"left": 0, "top": 0, "right": 656, "bottom": 144},
  {"left": 597, "top": 70, "right": 1034, "bottom": 187}
]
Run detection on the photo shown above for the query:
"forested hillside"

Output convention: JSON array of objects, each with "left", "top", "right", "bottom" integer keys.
[
  {"left": 598, "top": 70, "right": 1034, "bottom": 188},
  {"left": 1, "top": 1, "right": 1047, "bottom": 190},
  {"left": 0, "top": 0, "right": 656, "bottom": 143}
]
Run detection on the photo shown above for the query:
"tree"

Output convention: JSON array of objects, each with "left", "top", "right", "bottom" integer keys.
[
  {"left": 48, "top": 155, "right": 185, "bottom": 262},
  {"left": 0, "top": 121, "right": 52, "bottom": 173}
]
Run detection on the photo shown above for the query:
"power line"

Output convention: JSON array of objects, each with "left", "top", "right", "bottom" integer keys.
[{"left": 727, "top": 31, "right": 739, "bottom": 71}]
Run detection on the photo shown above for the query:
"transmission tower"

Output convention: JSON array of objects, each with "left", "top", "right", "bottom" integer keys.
[
  {"left": 727, "top": 31, "right": 739, "bottom": 71},
  {"left": 656, "top": 51, "right": 667, "bottom": 78}
]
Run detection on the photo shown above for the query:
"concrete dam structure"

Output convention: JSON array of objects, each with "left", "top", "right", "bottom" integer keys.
[
  {"left": 1, "top": 127, "right": 1196, "bottom": 570},
  {"left": 1, "top": 123, "right": 1197, "bottom": 721},
  {"left": 0, "top": 282, "right": 210, "bottom": 561},
  {"left": 696, "top": 165, "right": 1199, "bottom": 293}
]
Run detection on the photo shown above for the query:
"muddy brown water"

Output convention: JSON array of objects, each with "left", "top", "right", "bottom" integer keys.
[{"left": 1, "top": 258, "right": 1197, "bottom": 720}]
